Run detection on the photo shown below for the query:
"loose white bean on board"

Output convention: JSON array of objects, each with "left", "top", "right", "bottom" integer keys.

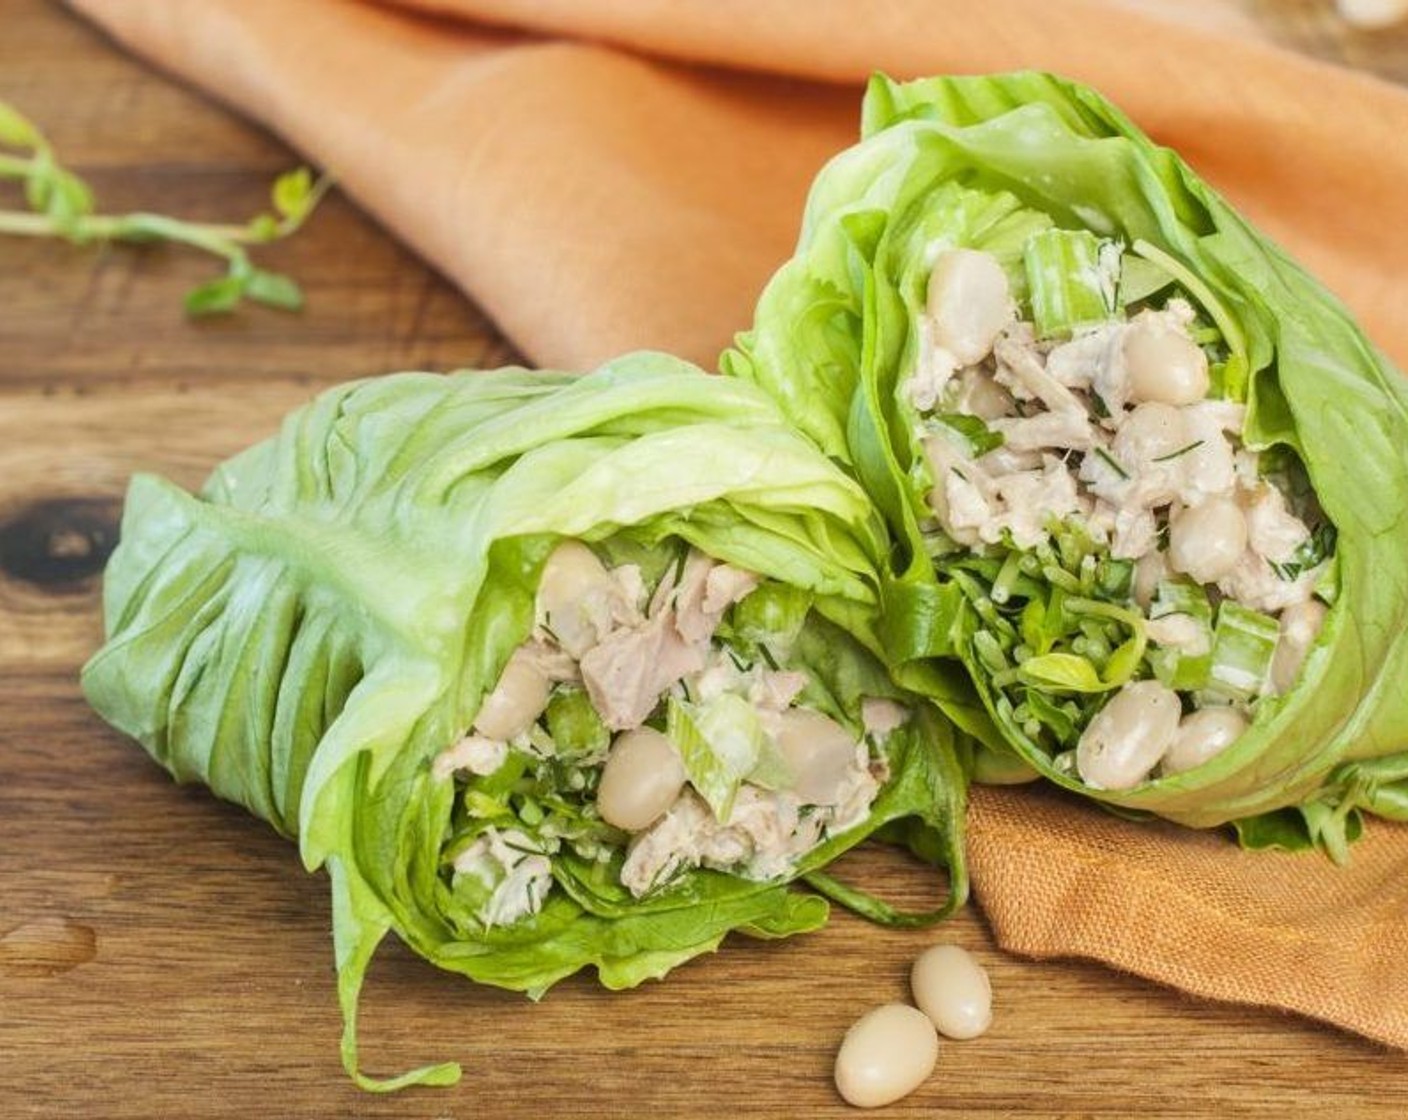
[
  {"left": 911, "top": 944, "right": 993, "bottom": 1040},
  {"left": 834, "top": 1003, "right": 939, "bottom": 1109}
]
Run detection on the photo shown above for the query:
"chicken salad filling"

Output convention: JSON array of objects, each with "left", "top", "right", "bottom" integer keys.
[
  {"left": 904, "top": 236, "right": 1335, "bottom": 792},
  {"left": 433, "top": 540, "right": 898, "bottom": 930}
]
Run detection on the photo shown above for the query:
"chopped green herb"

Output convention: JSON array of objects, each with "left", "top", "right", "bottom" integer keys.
[
  {"left": 1152, "top": 439, "right": 1205, "bottom": 463},
  {"left": 1093, "top": 447, "right": 1130, "bottom": 480},
  {"left": 1270, "top": 521, "right": 1337, "bottom": 582}
]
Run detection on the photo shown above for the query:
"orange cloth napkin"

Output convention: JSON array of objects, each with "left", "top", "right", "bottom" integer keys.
[{"left": 69, "top": 0, "right": 1408, "bottom": 1048}]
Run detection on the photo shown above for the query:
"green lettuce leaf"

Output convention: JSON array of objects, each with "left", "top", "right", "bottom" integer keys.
[{"left": 82, "top": 352, "right": 967, "bottom": 1089}]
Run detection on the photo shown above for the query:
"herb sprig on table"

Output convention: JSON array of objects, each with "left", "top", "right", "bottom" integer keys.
[{"left": 0, "top": 100, "right": 327, "bottom": 315}]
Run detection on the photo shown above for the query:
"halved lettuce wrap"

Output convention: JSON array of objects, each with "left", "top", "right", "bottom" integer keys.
[
  {"left": 724, "top": 72, "right": 1408, "bottom": 858},
  {"left": 81, "top": 352, "right": 967, "bottom": 1090}
]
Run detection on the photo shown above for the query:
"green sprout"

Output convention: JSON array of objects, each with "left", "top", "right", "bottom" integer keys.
[{"left": 0, "top": 99, "right": 328, "bottom": 316}]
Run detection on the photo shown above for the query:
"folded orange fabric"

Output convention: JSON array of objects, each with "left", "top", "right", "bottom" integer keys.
[{"left": 68, "top": 0, "right": 1408, "bottom": 1048}]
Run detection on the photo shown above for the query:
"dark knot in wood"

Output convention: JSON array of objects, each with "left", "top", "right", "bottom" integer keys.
[{"left": 0, "top": 497, "right": 121, "bottom": 590}]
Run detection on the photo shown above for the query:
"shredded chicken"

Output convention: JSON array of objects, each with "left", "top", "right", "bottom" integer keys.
[
  {"left": 1218, "top": 553, "right": 1318, "bottom": 613},
  {"left": 518, "top": 637, "right": 580, "bottom": 682},
  {"left": 452, "top": 828, "right": 554, "bottom": 928},
  {"left": 1045, "top": 325, "right": 1120, "bottom": 393},
  {"left": 905, "top": 319, "right": 961, "bottom": 411},
  {"left": 1242, "top": 481, "right": 1311, "bottom": 564},
  {"left": 861, "top": 697, "right": 909, "bottom": 738},
  {"left": 989, "top": 457, "right": 1086, "bottom": 548},
  {"left": 619, "top": 773, "right": 873, "bottom": 897},
  {"left": 580, "top": 554, "right": 760, "bottom": 729},
  {"left": 994, "top": 330, "right": 1091, "bottom": 418},
  {"left": 990, "top": 408, "right": 1095, "bottom": 453}
]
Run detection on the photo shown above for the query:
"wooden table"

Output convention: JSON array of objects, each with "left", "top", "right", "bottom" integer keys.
[{"left": 3, "top": 2, "right": 1406, "bottom": 1115}]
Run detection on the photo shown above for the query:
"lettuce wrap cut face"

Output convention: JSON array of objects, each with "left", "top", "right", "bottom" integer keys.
[
  {"left": 81, "top": 353, "right": 967, "bottom": 1090},
  {"left": 724, "top": 72, "right": 1408, "bottom": 859}
]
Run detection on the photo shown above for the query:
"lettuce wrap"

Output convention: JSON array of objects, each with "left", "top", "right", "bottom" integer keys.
[
  {"left": 81, "top": 352, "right": 967, "bottom": 1090},
  {"left": 724, "top": 72, "right": 1408, "bottom": 859}
]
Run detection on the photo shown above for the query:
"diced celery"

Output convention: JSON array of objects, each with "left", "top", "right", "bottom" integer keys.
[
  {"left": 666, "top": 694, "right": 765, "bottom": 821},
  {"left": 462, "top": 789, "right": 512, "bottom": 821},
  {"left": 1023, "top": 228, "right": 1121, "bottom": 338},
  {"left": 973, "top": 630, "right": 1010, "bottom": 674},
  {"left": 990, "top": 550, "right": 1024, "bottom": 605},
  {"left": 1206, "top": 601, "right": 1281, "bottom": 701},
  {"left": 515, "top": 795, "right": 545, "bottom": 828}
]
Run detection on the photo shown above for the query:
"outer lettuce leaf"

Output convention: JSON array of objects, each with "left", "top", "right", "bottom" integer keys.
[
  {"left": 725, "top": 71, "right": 1408, "bottom": 853},
  {"left": 82, "top": 352, "right": 966, "bottom": 1089}
]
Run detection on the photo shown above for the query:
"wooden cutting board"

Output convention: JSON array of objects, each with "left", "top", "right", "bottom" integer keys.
[{"left": 3, "top": 2, "right": 1407, "bottom": 1116}]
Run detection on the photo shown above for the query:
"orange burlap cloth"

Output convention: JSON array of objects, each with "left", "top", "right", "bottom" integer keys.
[{"left": 69, "top": 0, "right": 1408, "bottom": 1048}]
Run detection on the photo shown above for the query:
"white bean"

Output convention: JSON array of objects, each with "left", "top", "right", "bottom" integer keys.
[
  {"left": 536, "top": 540, "right": 616, "bottom": 658},
  {"left": 1076, "top": 680, "right": 1182, "bottom": 790},
  {"left": 1123, "top": 320, "right": 1209, "bottom": 406},
  {"left": 834, "top": 1003, "right": 939, "bottom": 1109},
  {"left": 911, "top": 945, "right": 992, "bottom": 1040},
  {"left": 926, "top": 249, "right": 1012, "bottom": 366},
  {"left": 1112, "top": 401, "right": 1189, "bottom": 465},
  {"left": 774, "top": 709, "right": 858, "bottom": 806},
  {"left": 473, "top": 649, "right": 551, "bottom": 741},
  {"left": 1162, "top": 707, "right": 1248, "bottom": 775},
  {"left": 596, "top": 728, "right": 687, "bottom": 832},
  {"left": 1167, "top": 496, "right": 1248, "bottom": 584},
  {"left": 956, "top": 367, "right": 1015, "bottom": 421},
  {"left": 1270, "top": 599, "right": 1329, "bottom": 694}
]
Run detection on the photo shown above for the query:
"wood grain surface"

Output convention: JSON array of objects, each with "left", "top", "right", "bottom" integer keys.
[{"left": 3, "top": 2, "right": 1407, "bottom": 1116}]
